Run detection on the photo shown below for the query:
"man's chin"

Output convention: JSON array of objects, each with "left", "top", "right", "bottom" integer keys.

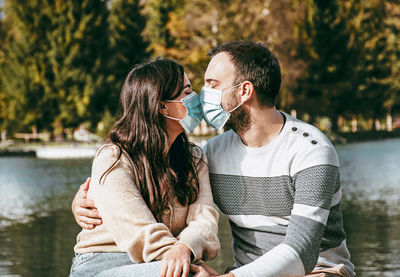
[
  {"left": 224, "top": 107, "right": 250, "bottom": 133},
  {"left": 223, "top": 118, "right": 234, "bottom": 132}
]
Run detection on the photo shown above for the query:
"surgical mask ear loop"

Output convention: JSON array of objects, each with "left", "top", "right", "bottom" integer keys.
[
  {"left": 224, "top": 84, "right": 244, "bottom": 113},
  {"left": 163, "top": 114, "right": 181, "bottom": 121},
  {"left": 162, "top": 99, "right": 185, "bottom": 121},
  {"left": 226, "top": 99, "right": 244, "bottom": 113},
  {"left": 161, "top": 92, "right": 203, "bottom": 133},
  {"left": 221, "top": 83, "right": 241, "bottom": 94}
]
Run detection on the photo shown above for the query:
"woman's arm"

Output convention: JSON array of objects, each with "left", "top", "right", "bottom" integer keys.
[{"left": 90, "top": 145, "right": 177, "bottom": 263}]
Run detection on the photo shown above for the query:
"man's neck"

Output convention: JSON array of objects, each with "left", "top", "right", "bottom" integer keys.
[{"left": 237, "top": 107, "right": 284, "bottom": 148}]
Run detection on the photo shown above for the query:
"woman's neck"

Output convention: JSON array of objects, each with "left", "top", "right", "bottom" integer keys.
[{"left": 167, "top": 129, "right": 183, "bottom": 149}]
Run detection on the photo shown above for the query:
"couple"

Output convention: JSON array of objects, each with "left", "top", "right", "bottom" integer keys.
[{"left": 70, "top": 41, "right": 355, "bottom": 277}]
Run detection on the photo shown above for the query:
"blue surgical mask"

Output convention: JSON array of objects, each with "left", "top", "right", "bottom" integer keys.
[
  {"left": 200, "top": 84, "right": 242, "bottom": 130},
  {"left": 163, "top": 92, "right": 203, "bottom": 133}
]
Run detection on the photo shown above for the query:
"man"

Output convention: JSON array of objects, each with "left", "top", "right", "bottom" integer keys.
[{"left": 73, "top": 40, "right": 355, "bottom": 277}]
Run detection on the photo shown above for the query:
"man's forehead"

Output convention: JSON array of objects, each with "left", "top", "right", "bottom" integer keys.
[{"left": 204, "top": 52, "right": 235, "bottom": 83}]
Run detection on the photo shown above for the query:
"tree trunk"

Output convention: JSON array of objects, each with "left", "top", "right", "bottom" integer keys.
[
  {"left": 351, "top": 116, "right": 357, "bottom": 133},
  {"left": 374, "top": 119, "right": 381, "bottom": 131},
  {"left": 290, "top": 109, "right": 297, "bottom": 119},
  {"left": 1, "top": 130, "right": 6, "bottom": 144},
  {"left": 53, "top": 120, "right": 65, "bottom": 142},
  {"left": 331, "top": 115, "right": 341, "bottom": 133},
  {"left": 386, "top": 113, "right": 393, "bottom": 131}
]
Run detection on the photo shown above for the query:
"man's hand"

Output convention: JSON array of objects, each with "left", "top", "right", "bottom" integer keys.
[
  {"left": 159, "top": 243, "right": 192, "bottom": 277},
  {"left": 71, "top": 177, "right": 102, "bottom": 229}
]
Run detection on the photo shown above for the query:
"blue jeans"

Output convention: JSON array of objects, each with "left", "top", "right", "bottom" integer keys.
[{"left": 69, "top": 252, "right": 194, "bottom": 277}]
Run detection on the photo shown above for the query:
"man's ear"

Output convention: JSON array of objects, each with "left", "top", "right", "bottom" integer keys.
[{"left": 240, "top": 81, "right": 255, "bottom": 103}]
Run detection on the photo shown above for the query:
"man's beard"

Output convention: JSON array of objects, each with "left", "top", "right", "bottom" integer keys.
[{"left": 224, "top": 105, "right": 251, "bottom": 134}]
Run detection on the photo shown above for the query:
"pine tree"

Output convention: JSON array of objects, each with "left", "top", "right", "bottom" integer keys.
[
  {"left": 107, "top": 0, "right": 150, "bottom": 113},
  {"left": 355, "top": 0, "right": 400, "bottom": 123},
  {"left": 2, "top": 0, "right": 58, "bottom": 131},
  {"left": 0, "top": 13, "right": 12, "bottom": 131},
  {"left": 1, "top": 0, "right": 109, "bottom": 133},
  {"left": 47, "top": 0, "right": 109, "bottom": 129},
  {"left": 293, "top": 0, "right": 358, "bottom": 130},
  {"left": 386, "top": 1, "right": 400, "bottom": 115}
]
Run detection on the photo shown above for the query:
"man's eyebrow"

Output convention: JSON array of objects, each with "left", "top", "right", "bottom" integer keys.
[{"left": 183, "top": 84, "right": 191, "bottom": 89}]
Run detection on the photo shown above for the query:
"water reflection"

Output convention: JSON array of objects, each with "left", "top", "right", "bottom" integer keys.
[
  {"left": 337, "top": 138, "right": 400, "bottom": 211},
  {"left": 0, "top": 139, "right": 399, "bottom": 276},
  {"left": 342, "top": 200, "right": 400, "bottom": 276},
  {"left": 0, "top": 157, "right": 91, "bottom": 226},
  {"left": 337, "top": 139, "right": 400, "bottom": 277},
  {"left": 0, "top": 211, "right": 80, "bottom": 276},
  {"left": 0, "top": 157, "right": 90, "bottom": 276}
]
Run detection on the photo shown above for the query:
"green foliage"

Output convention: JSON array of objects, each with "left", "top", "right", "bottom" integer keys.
[
  {"left": 289, "top": 0, "right": 400, "bottom": 130},
  {"left": 354, "top": 0, "right": 400, "bottom": 117},
  {"left": 1, "top": 0, "right": 109, "bottom": 132},
  {"left": 143, "top": 0, "right": 186, "bottom": 54},
  {"left": 0, "top": 13, "right": 10, "bottom": 131},
  {"left": 0, "top": 0, "right": 399, "bottom": 136},
  {"left": 293, "top": 0, "right": 359, "bottom": 128},
  {"left": 107, "top": 0, "right": 150, "bottom": 114}
]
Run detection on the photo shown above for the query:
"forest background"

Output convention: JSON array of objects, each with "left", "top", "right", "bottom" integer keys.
[{"left": 0, "top": 0, "right": 399, "bottom": 140}]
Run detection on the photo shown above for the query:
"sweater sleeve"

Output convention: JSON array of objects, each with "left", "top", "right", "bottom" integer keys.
[
  {"left": 89, "top": 145, "right": 177, "bottom": 263},
  {"left": 176, "top": 149, "right": 220, "bottom": 262},
  {"left": 231, "top": 145, "right": 340, "bottom": 277}
]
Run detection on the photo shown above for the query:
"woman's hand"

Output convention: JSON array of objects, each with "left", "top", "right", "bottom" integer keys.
[
  {"left": 159, "top": 243, "right": 192, "bottom": 277},
  {"left": 71, "top": 177, "right": 102, "bottom": 229}
]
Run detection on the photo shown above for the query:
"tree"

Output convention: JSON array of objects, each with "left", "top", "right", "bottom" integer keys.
[
  {"left": 354, "top": 0, "right": 400, "bottom": 125},
  {"left": 1, "top": 0, "right": 109, "bottom": 134},
  {"left": 46, "top": 0, "right": 110, "bottom": 129},
  {"left": 140, "top": 0, "right": 305, "bottom": 95},
  {"left": 143, "top": 0, "right": 185, "bottom": 55},
  {"left": 293, "top": 0, "right": 359, "bottom": 130},
  {"left": 107, "top": 0, "right": 150, "bottom": 114},
  {"left": 386, "top": 1, "right": 400, "bottom": 115},
  {"left": 0, "top": 12, "right": 13, "bottom": 132},
  {"left": 2, "top": 0, "right": 58, "bottom": 132}
]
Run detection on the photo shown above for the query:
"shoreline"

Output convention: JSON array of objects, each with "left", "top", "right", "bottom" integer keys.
[
  {"left": 0, "top": 149, "right": 36, "bottom": 157},
  {"left": 1, "top": 130, "right": 400, "bottom": 157},
  {"left": 336, "top": 130, "right": 400, "bottom": 144},
  {"left": 0, "top": 142, "right": 100, "bottom": 158}
]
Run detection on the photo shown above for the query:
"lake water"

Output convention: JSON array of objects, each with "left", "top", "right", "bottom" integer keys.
[{"left": 0, "top": 138, "right": 399, "bottom": 276}]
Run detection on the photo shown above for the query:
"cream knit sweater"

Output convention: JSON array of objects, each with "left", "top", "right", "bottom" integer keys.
[{"left": 74, "top": 144, "right": 220, "bottom": 263}]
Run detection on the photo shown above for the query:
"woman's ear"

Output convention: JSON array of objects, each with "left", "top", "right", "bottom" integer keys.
[{"left": 160, "top": 102, "right": 168, "bottom": 115}]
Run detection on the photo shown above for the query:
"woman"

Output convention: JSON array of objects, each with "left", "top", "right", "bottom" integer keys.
[{"left": 69, "top": 58, "right": 220, "bottom": 277}]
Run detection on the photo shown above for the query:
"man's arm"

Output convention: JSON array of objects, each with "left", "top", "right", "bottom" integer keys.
[
  {"left": 230, "top": 146, "right": 340, "bottom": 277},
  {"left": 71, "top": 177, "right": 102, "bottom": 229}
]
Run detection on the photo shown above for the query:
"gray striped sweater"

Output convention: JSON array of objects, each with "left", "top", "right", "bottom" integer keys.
[{"left": 202, "top": 112, "right": 355, "bottom": 277}]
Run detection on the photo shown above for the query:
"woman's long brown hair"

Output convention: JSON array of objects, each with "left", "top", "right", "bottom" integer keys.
[{"left": 100, "top": 58, "right": 199, "bottom": 221}]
